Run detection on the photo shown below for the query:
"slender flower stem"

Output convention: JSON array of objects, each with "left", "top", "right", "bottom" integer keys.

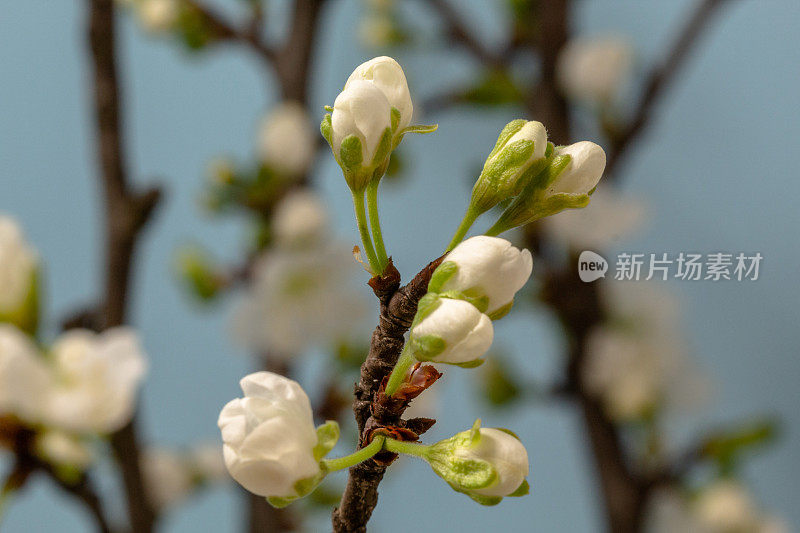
[
  {"left": 447, "top": 206, "right": 481, "bottom": 251},
  {"left": 366, "top": 180, "right": 389, "bottom": 273},
  {"left": 384, "top": 345, "right": 416, "bottom": 397},
  {"left": 322, "top": 436, "right": 386, "bottom": 472},
  {"left": 384, "top": 438, "right": 432, "bottom": 459},
  {"left": 351, "top": 189, "right": 381, "bottom": 274}
]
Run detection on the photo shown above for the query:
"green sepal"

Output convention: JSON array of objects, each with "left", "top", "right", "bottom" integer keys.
[
  {"left": 486, "top": 120, "right": 526, "bottom": 160},
  {"left": 412, "top": 293, "right": 441, "bottom": 325},
  {"left": 371, "top": 127, "right": 393, "bottom": 167},
  {"left": 508, "top": 479, "right": 530, "bottom": 497},
  {"left": 537, "top": 153, "right": 572, "bottom": 189},
  {"left": 544, "top": 141, "right": 555, "bottom": 158},
  {"left": 313, "top": 421, "right": 340, "bottom": 461},
  {"left": 470, "top": 139, "right": 538, "bottom": 213},
  {"left": 427, "top": 261, "right": 458, "bottom": 293},
  {"left": 437, "top": 288, "right": 489, "bottom": 314},
  {"left": 426, "top": 420, "right": 498, "bottom": 495},
  {"left": 449, "top": 358, "right": 485, "bottom": 369},
  {"left": 410, "top": 334, "right": 446, "bottom": 361},
  {"left": 465, "top": 492, "right": 503, "bottom": 506},
  {"left": 469, "top": 419, "right": 482, "bottom": 443},
  {"left": 266, "top": 495, "right": 293, "bottom": 508},
  {"left": 323, "top": 105, "right": 334, "bottom": 113},
  {"left": 487, "top": 300, "right": 513, "bottom": 321},
  {"left": 266, "top": 468, "right": 328, "bottom": 509},
  {"left": 320, "top": 114, "right": 332, "bottom": 146},
  {"left": 495, "top": 427, "right": 521, "bottom": 441},
  {"left": 0, "top": 268, "right": 40, "bottom": 336},
  {"left": 339, "top": 135, "right": 363, "bottom": 170},
  {"left": 390, "top": 107, "right": 401, "bottom": 132},
  {"left": 400, "top": 124, "right": 438, "bottom": 136}
]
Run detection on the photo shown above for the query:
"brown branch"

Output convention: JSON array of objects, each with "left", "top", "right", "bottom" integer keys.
[
  {"left": 86, "top": 0, "right": 161, "bottom": 531},
  {"left": 331, "top": 257, "right": 443, "bottom": 533},
  {"left": 425, "top": 0, "right": 506, "bottom": 68},
  {"left": 274, "top": 0, "right": 329, "bottom": 103},
  {"left": 605, "top": 0, "right": 733, "bottom": 177},
  {"left": 183, "top": 1, "right": 276, "bottom": 64}
]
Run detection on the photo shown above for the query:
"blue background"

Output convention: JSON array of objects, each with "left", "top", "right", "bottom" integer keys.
[{"left": 1, "top": 0, "right": 799, "bottom": 530}]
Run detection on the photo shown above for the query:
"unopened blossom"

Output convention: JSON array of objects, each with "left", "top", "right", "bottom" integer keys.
[
  {"left": 329, "top": 81, "right": 392, "bottom": 177},
  {"left": 218, "top": 372, "right": 322, "bottom": 499},
  {"left": 409, "top": 297, "right": 493, "bottom": 366},
  {"left": 232, "top": 243, "right": 366, "bottom": 357},
  {"left": 271, "top": 190, "right": 328, "bottom": 248},
  {"left": 36, "top": 430, "right": 93, "bottom": 470},
  {"left": 546, "top": 141, "right": 606, "bottom": 198},
  {"left": 41, "top": 328, "right": 148, "bottom": 434},
  {"left": 257, "top": 102, "right": 316, "bottom": 176},
  {"left": 693, "top": 481, "right": 761, "bottom": 532},
  {"left": 136, "top": 0, "right": 178, "bottom": 33},
  {"left": 557, "top": 35, "right": 633, "bottom": 105},
  {"left": 543, "top": 188, "right": 647, "bottom": 250},
  {"left": 345, "top": 56, "right": 413, "bottom": 130},
  {"left": 189, "top": 443, "right": 228, "bottom": 483},
  {"left": 0, "top": 325, "right": 50, "bottom": 422},
  {"left": 470, "top": 120, "right": 548, "bottom": 213},
  {"left": 433, "top": 236, "right": 533, "bottom": 316},
  {"left": 0, "top": 215, "right": 37, "bottom": 315},
  {"left": 142, "top": 448, "right": 194, "bottom": 511},
  {"left": 426, "top": 423, "right": 529, "bottom": 504}
]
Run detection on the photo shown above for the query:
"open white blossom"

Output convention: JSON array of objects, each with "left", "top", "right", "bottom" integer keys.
[
  {"left": 36, "top": 430, "right": 93, "bottom": 470},
  {"left": 136, "top": 0, "right": 178, "bottom": 33},
  {"left": 142, "top": 448, "right": 194, "bottom": 511},
  {"left": 693, "top": 481, "right": 761, "bottom": 532},
  {"left": 331, "top": 80, "right": 392, "bottom": 165},
  {"left": 218, "top": 372, "right": 321, "bottom": 499},
  {"left": 584, "top": 282, "right": 707, "bottom": 421},
  {"left": 557, "top": 35, "right": 633, "bottom": 105},
  {"left": 436, "top": 236, "right": 533, "bottom": 316},
  {"left": 257, "top": 102, "right": 316, "bottom": 176},
  {"left": 271, "top": 190, "right": 328, "bottom": 248},
  {"left": 0, "top": 215, "right": 37, "bottom": 314},
  {"left": 346, "top": 56, "right": 413, "bottom": 130},
  {"left": 546, "top": 141, "right": 606, "bottom": 197},
  {"left": 0, "top": 325, "right": 50, "bottom": 422},
  {"left": 41, "top": 328, "right": 148, "bottom": 434},
  {"left": 543, "top": 188, "right": 647, "bottom": 250},
  {"left": 232, "top": 243, "right": 366, "bottom": 357},
  {"left": 410, "top": 297, "right": 493, "bottom": 365}
]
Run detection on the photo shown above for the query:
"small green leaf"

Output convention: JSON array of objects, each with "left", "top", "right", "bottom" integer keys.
[
  {"left": 400, "top": 124, "right": 438, "bottom": 135},
  {"left": 466, "top": 492, "right": 503, "bottom": 506}
]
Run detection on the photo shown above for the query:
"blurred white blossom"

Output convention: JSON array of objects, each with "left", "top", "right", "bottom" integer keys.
[
  {"left": 232, "top": 243, "right": 365, "bottom": 357},
  {"left": 558, "top": 35, "right": 633, "bottom": 105},
  {"left": 0, "top": 215, "right": 37, "bottom": 315},
  {"left": 42, "top": 328, "right": 148, "bottom": 434},
  {"left": 135, "top": 0, "right": 178, "bottom": 33},
  {"left": 217, "top": 372, "right": 321, "bottom": 499},
  {"left": 543, "top": 187, "right": 647, "bottom": 250},
  {"left": 36, "top": 430, "right": 93, "bottom": 470},
  {"left": 257, "top": 102, "right": 316, "bottom": 176},
  {"left": 0, "top": 325, "right": 51, "bottom": 422},
  {"left": 271, "top": 190, "right": 328, "bottom": 248},
  {"left": 142, "top": 448, "right": 194, "bottom": 511}
]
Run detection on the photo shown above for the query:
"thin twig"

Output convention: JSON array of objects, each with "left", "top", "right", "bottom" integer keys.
[
  {"left": 86, "top": 0, "right": 161, "bottom": 530},
  {"left": 183, "top": 1, "right": 276, "bottom": 64},
  {"left": 424, "top": 0, "right": 506, "bottom": 67},
  {"left": 606, "top": 0, "right": 733, "bottom": 177}
]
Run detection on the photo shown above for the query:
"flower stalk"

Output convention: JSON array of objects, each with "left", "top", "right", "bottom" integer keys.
[
  {"left": 366, "top": 180, "right": 389, "bottom": 273},
  {"left": 351, "top": 190, "right": 381, "bottom": 274},
  {"left": 322, "top": 436, "right": 386, "bottom": 472}
]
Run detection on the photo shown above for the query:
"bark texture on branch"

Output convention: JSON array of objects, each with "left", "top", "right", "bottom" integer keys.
[
  {"left": 86, "top": 0, "right": 161, "bottom": 530},
  {"left": 331, "top": 257, "right": 443, "bottom": 533}
]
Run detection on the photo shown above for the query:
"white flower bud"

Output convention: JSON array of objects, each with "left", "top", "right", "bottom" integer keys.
[
  {"left": 271, "top": 190, "right": 328, "bottom": 248},
  {"left": 546, "top": 141, "right": 606, "bottom": 197},
  {"left": 0, "top": 325, "right": 50, "bottom": 422},
  {"left": 409, "top": 297, "right": 493, "bottom": 366},
  {"left": 42, "top": 328, "right": 148, "bottom": 433},
  {"left": 217, "top": 372, "right": 323, "bottom": 500},
  {"left": 693, "top": 481, "right": 760, "bottom": 533},
  {"left": 330, "top": 81, "right": 392, "bottom": 175},
  {"left": 425, "top": 422, "right": 529, "bottom": 505},
  {"left": 433, "top": 236, "right": 533, "bottom": 317},
  {"left": 0, "top": 215, "right": 37, "bottom": 315},
  {"left": 257, "top": 102, "right": 316, "bottom": 176},
  {"left": 136, "top": 0, "right": 178, "bottom": 33},
  {"left": 36, "top": 430, "right": 93, "bottom": 470},
  {"left": 557, "top": 35, "right": 633, "bottom": 105},
  {"left": 141, "top": 448, "right": 193, "bottom": 511},
  {"left": 345, "top": 56, "right": 413, "bottom": 130},
  {"left": 470, "top": 120, "right": 549, "bottom": 213}
]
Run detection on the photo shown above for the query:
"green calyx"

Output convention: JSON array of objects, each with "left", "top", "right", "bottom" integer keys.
[
  {"left": 425, "top": 420, "right": 498, "bottom": 500},
  {"left": 469, "top": 139, "right": 537, "bottom": 214},
  {"left": 487, "top": 300, "right": 514, "bottom": 321},
  {"left": 313, "top": 421, "right": 340, "bottom": 461},
  {"left": 427, "top": 261, "right": 458, "bottom": 293},
  {"left": 427, "top": 262, "right": 490, "bottom": 313},
  {"left": 409, "top": 334, "right": 446, "bottom": 361},
  {"left": 0, "top": 268, "right": 40, "bottom": 336}
]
